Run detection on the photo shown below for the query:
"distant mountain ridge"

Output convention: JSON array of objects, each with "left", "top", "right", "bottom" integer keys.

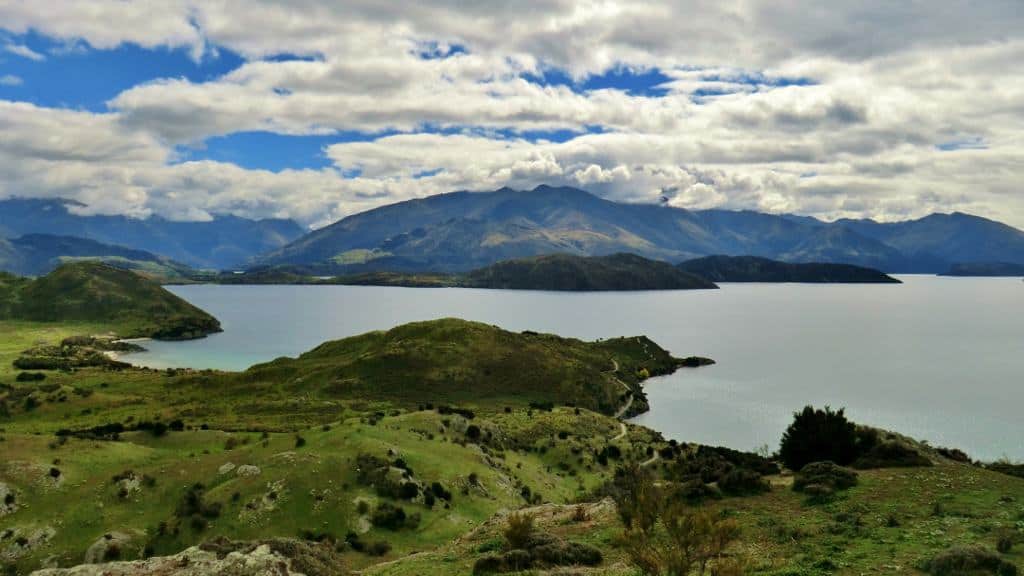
[
  {"left": 0, "top": 233, "right": 194, "bottom": 278},
  {"left": 255, "top": 185, "right": 1024, "bottom": 274},
  {"left": 0, "top": 198, "right": 305, "bottom": 269}
]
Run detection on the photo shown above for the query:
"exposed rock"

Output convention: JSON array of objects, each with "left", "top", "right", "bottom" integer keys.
[
  {"left": 2, "top": 526, "right": 56, "bottom": 562},
  {"left": 31, "top": 537, "right": 346, "bottom": 575},
  {"left": 84, "top": 531, "right": 137, "bottom": 564},
  {"left": 236, "top": 464, "right": 260, "bottom": 477},
  {"left": 218, "top": 462, "right": 236, "bottom": 475},
  {"left": 0, "top": 482, "right": 16, "bottom": 516}
]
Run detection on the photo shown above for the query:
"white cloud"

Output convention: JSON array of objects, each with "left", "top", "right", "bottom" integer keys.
[
  {"left": 0, "top": 74, "right": 22, "bottom": 86},
  {"left": 3, "top": 43, "right": 45, "bottom": 61},
  {"left": 0, "top": 2, "right": 1023, "bottom": 228}
]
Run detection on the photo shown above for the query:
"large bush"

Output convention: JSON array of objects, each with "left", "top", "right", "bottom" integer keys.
[{"left": 779, "top": 406, "right": 862, "bottom": 470}]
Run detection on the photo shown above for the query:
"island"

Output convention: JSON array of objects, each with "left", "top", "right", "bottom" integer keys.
[{"left": 677, "top": 255, "right": 902, "bottom": 283}]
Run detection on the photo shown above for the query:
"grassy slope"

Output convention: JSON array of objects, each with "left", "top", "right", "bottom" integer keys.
[
  {"left": 1, "top": 318, "right": 1021, "bottom": 575},
  {"left": 217, "top": 318, "right": 683, "bottom": 418},
  {"left": 0, "top": 262, "right": 220, "bottom": 339}
]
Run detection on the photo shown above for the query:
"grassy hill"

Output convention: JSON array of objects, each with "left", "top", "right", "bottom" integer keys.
[
  {"left": 679, "top": 255, "right": 901, "bottom": 283},
  {"left": 0, "top": 262, "right": 220, "bottom": 339},
  {"left": 221, "top": 318, "right": 690, "bottom": 418}
]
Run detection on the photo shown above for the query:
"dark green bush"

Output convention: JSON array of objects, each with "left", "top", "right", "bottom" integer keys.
[
  {"left": 675, "top": 479, "right": 723, "bottom": 504},
  {"left": 780, "top": 406, "right": 862, "bottom": 470},
  {"left": 718, "top": 468, "right": 770, "bottom": 495},
  {"left": 371, "top": 502, "right": 419, "bottom": 531},
  {"left": 15, "top": 372, "right": 46, "bottom": 382}
]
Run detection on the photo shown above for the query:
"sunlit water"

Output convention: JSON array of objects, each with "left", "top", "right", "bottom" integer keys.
[{"left": 126, "top": 276, "right": 1024, "bottom": 461}]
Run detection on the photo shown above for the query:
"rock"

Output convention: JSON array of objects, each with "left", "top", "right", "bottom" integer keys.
[
  {"left": 2, "top": 526, "right": 56, "bottom": 562},
  {"left": 84, "top": 531, "right": 136, "bottom": 564},
  {"left": 0, "top": 482, "right": 16, "bottom": 516},
  {"left": 31, "top": 537, "right": 347, "bottom": 576},
  {"left": 218, "top": 462, "right": 237, "bottom": 475},
  {"left": 236, "top": 465, "right": 261, "bottom": 477}
]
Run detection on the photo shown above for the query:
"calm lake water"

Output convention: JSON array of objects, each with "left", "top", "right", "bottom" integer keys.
[{"left": 127, "top": 276, "right": 1024, "bottom": 461}]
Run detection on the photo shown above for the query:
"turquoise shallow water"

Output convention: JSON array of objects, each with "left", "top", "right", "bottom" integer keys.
[{"left": 126, "top": 276, "right": 1024, "bottom": 461}]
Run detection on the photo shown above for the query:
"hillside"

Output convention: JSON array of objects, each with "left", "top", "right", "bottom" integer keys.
[
  {"left": 0, "top": 262, "right": 220, "bottom": 339},
  {"left": 0, "top": 233, "right": 195, "bottom": 279},
  {"left": 461, "top": 253, "right": 717, "bottom": 291},
  {"left": 0, "top": 198, "right": 305, "bottom": 270},
  {"left": 254, "top": 185, "right": 1024, "bottom": 274},
  {"left": 224, "top": 318, "right": 692, "bottom": 417},
  {"left": 0, "top": 318, "right": 1020, "bottom": 576},
  {"left": 679, "top": 255, "right": 901, "bottom": 283}
]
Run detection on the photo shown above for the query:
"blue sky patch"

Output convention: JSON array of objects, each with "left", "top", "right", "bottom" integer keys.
[
  {"left": 172, "top": 131, "right": 399, "bottom": 172},
  {"left": 936, "top": 136, "right": 987, "bottom": 151},
  {"left": 523, "top": 65, "right": 671, "bottom": 97},
  {"left": 0, "top": 31, "right": 244, "bottom": 111}
]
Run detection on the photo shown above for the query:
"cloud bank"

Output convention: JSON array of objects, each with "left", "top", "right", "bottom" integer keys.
[{"left": 0, "top": 1, "right": 1022, "bottom": 229}]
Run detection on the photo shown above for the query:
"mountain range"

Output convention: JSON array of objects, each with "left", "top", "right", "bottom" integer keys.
[
  {"left": 255, "top": 185, "right": 1024, "bottom": 274},
  {"left": 0, "top": 198, "right": 305, "bottom": 270},
  {"left": 0, "top": 233, "right": 195, "bottom": 278}
]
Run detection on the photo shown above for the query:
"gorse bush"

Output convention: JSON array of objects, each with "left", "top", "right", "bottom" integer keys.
[{"left": 504, "top": 512, "right": 534, "bottom": 549}]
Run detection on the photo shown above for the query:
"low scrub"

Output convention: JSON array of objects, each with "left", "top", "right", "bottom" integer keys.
[
  {"left": 793, "top": 461, "right": 859, "bottom": 497},
  {"left": 923, "top": 545, "right": 1017, "bottom": 576},
  {"left": 853, "top": 440, "right": 932, "bottom": 469}
]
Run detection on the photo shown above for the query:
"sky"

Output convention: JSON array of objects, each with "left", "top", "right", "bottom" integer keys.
[{"left": 0, "top": 1, "right": 1022, "bottom": 230}]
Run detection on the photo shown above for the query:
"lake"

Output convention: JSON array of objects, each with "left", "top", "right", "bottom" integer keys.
[{"left": 126, "top": 276, "right": 1024, "bottom": 461}]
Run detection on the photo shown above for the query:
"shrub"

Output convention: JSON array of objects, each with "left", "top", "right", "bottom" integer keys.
[
  {"left": 675, "top": 479, "right": 723, "bottom": 504},
  {"left": 924, "top": 545, "right": 1017, "bottom": 576},
  {"left": 532, "top": 541, "right": 602, "bottom": 567},
  {"left": 371, "top": 502, "right": 419, "bottom": 531},
  {"left": 295, "top": 435, "right": 306, "bottom": 448},
  {"left": 367, "top": 540, "right": 391, "bottom": 556},
  {"left": 793, "top": 461, "right": 859, "bottom": 496},
  {"left": 997, "top": 534, "right": 1014, "bottom": 554},
  {"left": 504, "top": 512, "right": 535, "bottom": 549},
  {"left": 779, "top": 406, "right": 861, "bottom": 470},
  {"left": 466, "top": 425, "right": 482, "bottom": 440},
  {"left": 718, "top": 468, "right": 770, "bottom": 496},
  {"left": 15, "top": 372, "right": 46, "bottom": 382}
]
